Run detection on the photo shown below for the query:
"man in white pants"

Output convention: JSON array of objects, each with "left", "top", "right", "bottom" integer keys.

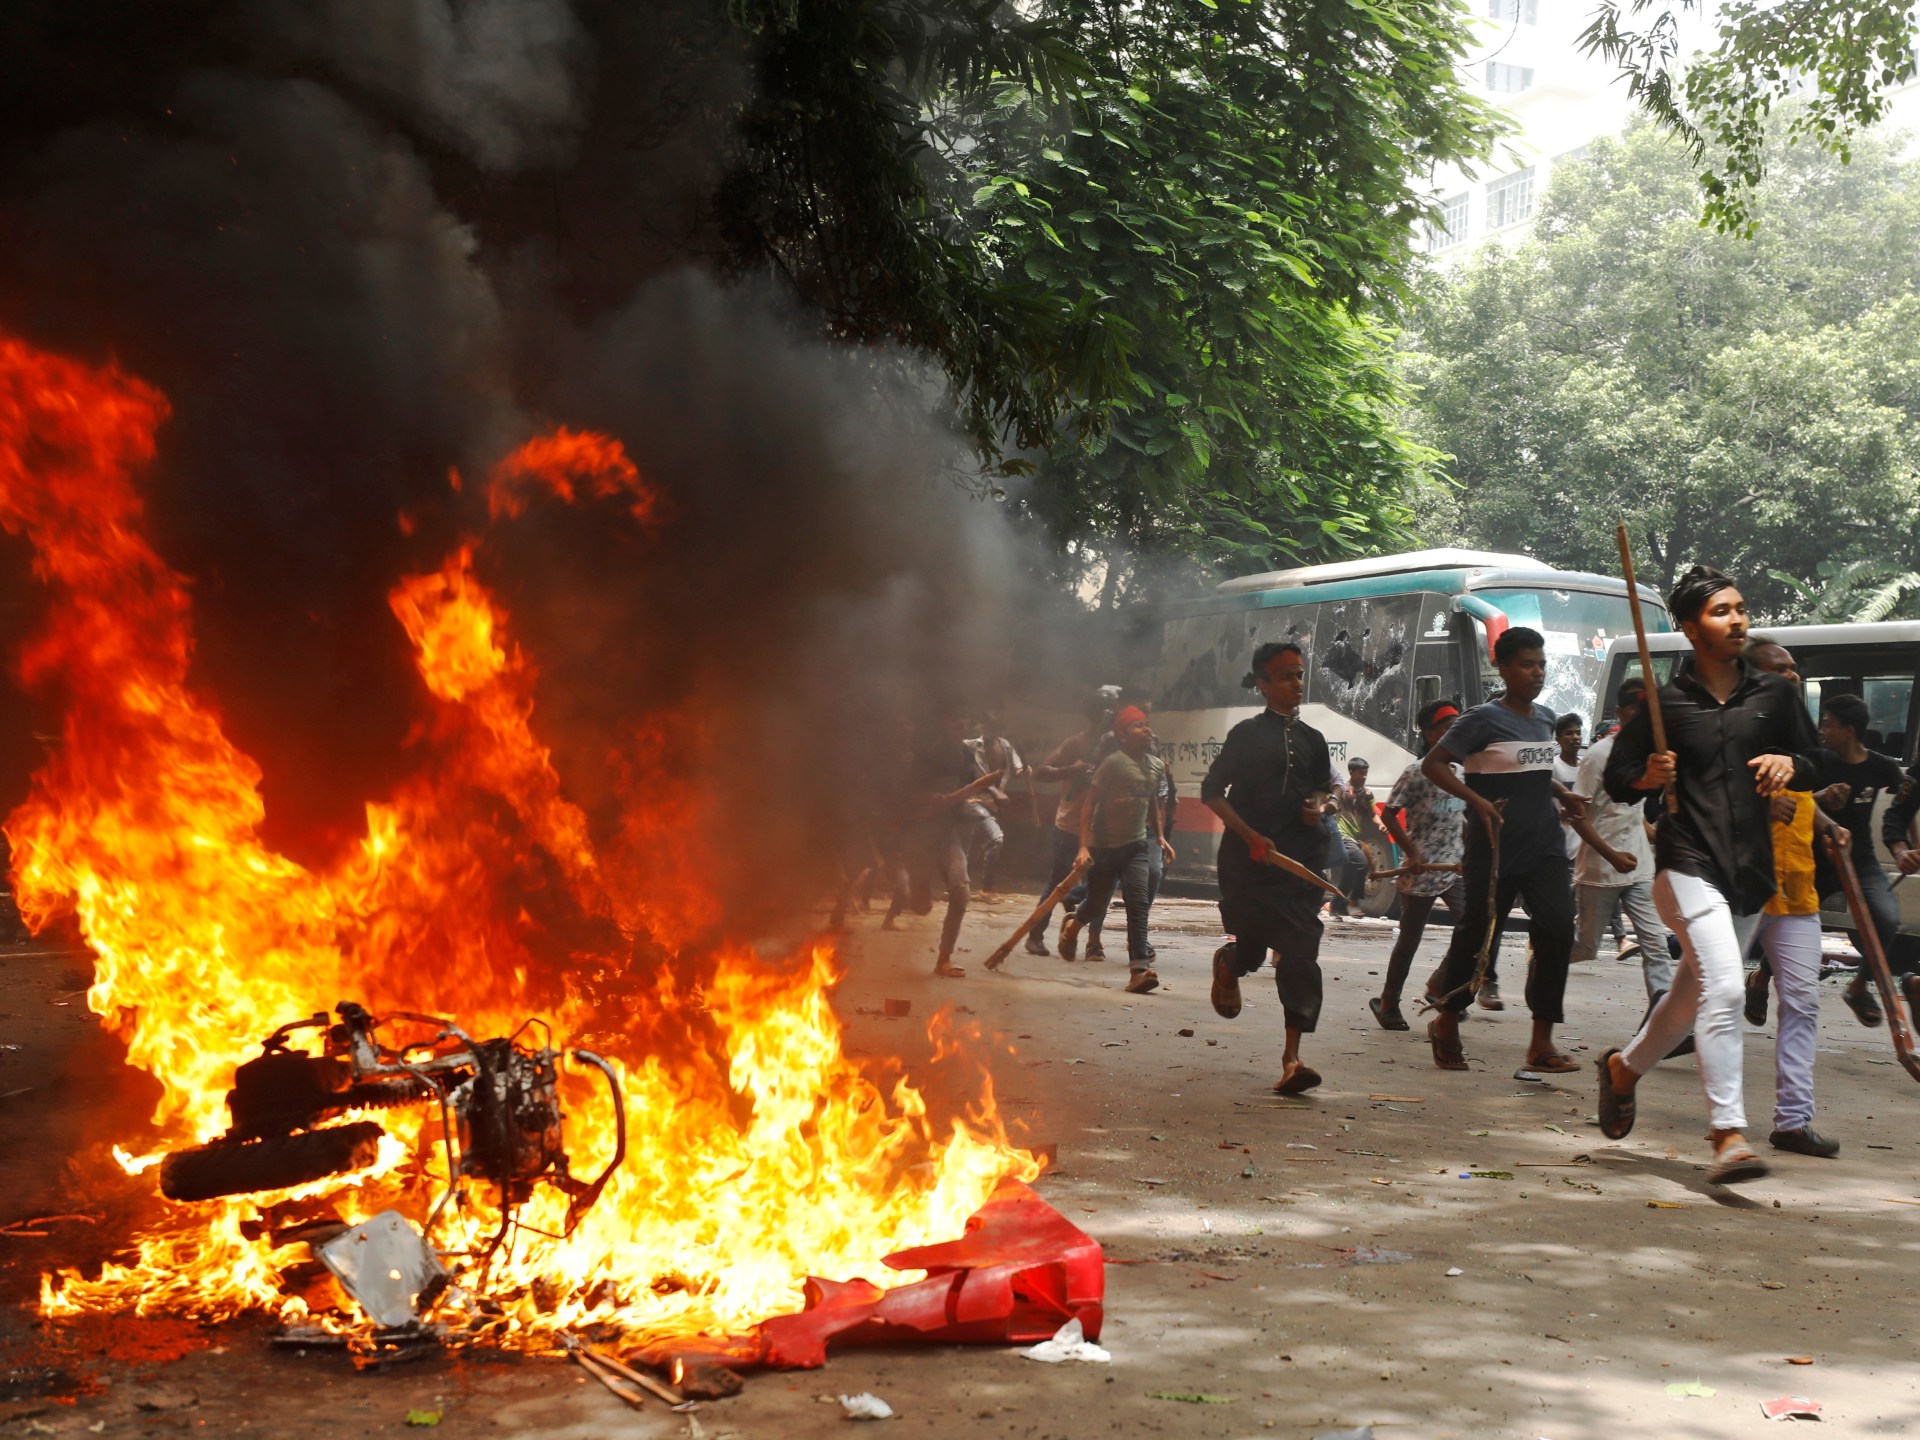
[
  {"left": 1570, "top": 678, "right": 1671, "bottom": 992},
  {"left": 1596, "top": 565, "right": 1822, "bottom": 1185},
  {"left": 1745, "top": 636, "right": 1843, "bottom": 1158}
]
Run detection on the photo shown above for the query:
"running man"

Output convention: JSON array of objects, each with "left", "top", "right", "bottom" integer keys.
[
  {"left": 1569, "top": 678, "right": 1671, "bottom": 991},
  {"left": 1370, "top": 699, "right": 1469, "bottom": 1031},
  {"left": 1420, "top": 627, "right": 1584, "bottom": 1074},
  {"left": 1203, "top": 642, "right": 1334, "bottom": 1095},
  {"left": 1597, "top": 565, "right": 1822, "bottom": 1184},
  {"left": 1813, "top": 692, "right": 1908, "bottom": 1027},
  {"left": 1744, "top": 636, "right": 1844, "bottom": 1159},
  {"left": 1059, "top": 705, "right": 1174, "bottom": 993}
]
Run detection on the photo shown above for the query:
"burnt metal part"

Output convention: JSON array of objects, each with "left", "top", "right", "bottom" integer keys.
[{"left": 159, "top": 1121, "right": 385, "bottom": 1202}]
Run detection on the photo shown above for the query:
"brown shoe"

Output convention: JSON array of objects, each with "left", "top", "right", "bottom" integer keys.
[
  {"left": 1058, "top": 917, "right": 1082, "bottom": 961},
  {"left": 1211, "top": 944, "right": 1242, "bottom": 1019},
  {"left": 1125, "top": 968, "right": 1159, "bottom": 995}
]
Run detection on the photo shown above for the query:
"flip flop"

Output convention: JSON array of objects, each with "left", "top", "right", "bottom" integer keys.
[
  {"left": 1705, "top": 1142, "right": 1769, "bottom": 1186},
  {"left": 1843, "top": 982, "right": 1884, "bottom": 1027},
  {"left": 933, "top": 961, "right": 967, "bottom": 979},
  {"left": 1523, "top": 1053, "right": 1580, "bottom": 1074},
  {"left": 1273, "top": 1064, "right": 1323, "bottom": 1095},
  {"left": 1369, "top": 997, "right": 1410, "bottom": 1032},
  {"left": 1596, "top": 1047, "right": 1635, "bottom": 1139},
  {"left": 1427, "top": 1019, "right": 1469, "bottom": 1072}
]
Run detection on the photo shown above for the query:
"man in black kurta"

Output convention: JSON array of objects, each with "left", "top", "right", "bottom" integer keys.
[{"left": 1202, "top": 641, "right": 1333, "bottom": 1094}]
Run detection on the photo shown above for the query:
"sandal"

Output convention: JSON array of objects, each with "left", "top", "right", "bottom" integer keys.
[
  {"left": 933, "top": 960, "right": 967, "bottom": 979},
  {"left": 1273, "top": 1064, "right": 1322, "bottom": 1095},
  {"left": 1843, "top": 979, "right": 1884, "bottom": 1028},
  {"left": 1523, "top": 1052, "right": 1580, "bottom": 1074},
  {"left": 1705, "top": 1141, "right": 1769, "bottom": 1186},
  {"left": 1427, "top": 1019, "right": 1468, "bottom": 1072},
  {"left": 1369, "top": 997, "right": 1409, "bottom": 1032},
  {"left": 1596, "top": 1048, "right": 1635, "bottom": 1139}
]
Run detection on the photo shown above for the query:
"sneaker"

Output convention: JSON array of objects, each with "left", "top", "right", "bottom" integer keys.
[
  {"left": 1211, "top": 944, "right": 1243, "bottom": 1019},
  {"left": 1058, "top": 917, "right": 1082, "bottom": 961},
  {"left": 1744, "top": 967, "right": 1769, "bottom": 1027},
  {"left": 1768, "top": 1127, "right": 1840, "bottom": 1158},
  {"left": 1475, "top": 982, "right": 1505, "bottom": 1011},
  {"left": 1125, "top": 968, "right": 1160, "bottom": 995},
  {"left": 1024, "top": 932, "right": 1050, "bottom": 957}
]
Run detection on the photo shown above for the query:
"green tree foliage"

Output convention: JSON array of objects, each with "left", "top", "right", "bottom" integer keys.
[
  {"left": 717, "top": 0, "right": 1503, "bottom": 596},
  {"left": 1402, "top": 120, "right": 1920, "bottom": 620},
  {"left": 1581, "top": 0, "right": 1920, "bottom": 233}
]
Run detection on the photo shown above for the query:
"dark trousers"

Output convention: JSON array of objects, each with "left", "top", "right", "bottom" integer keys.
[
  {"left": 1382, "top": 878, "right": 1466, "bottom": 1002},
  {"left": 1074, "top": 840, "right": 1153, "bottom": 964},
  {"left": 1073, "top": 837, "right": 1167, "bottom": 940},
  {"left": 1434, "top": 844, "right": 1575, "bottom": 1022},
  {"left": 1821, "top": 859, "right": 1919, "bottom": 976},
  {"left": 1033, "top": 828, "right": 1080, "bottom": 939},
  {"left": 1221, "top": 880, "right": 1326, "bottom": 1032}
]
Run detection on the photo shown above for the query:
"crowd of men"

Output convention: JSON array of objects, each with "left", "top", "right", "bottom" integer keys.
[{"left": 850, "top": 561, "right": 1920, "bottom": 1186}]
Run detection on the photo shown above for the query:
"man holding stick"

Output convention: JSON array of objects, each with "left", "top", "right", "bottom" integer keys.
[
  {"left": 1203, "top": 641, "right": 1335, "bottom": 1093},
  {"left": 1058, "top": 705, "right": 1174, "bottom": 993},
  {"left": 1596, "top": 565, "right": 1822, "bottom": 1183},
  {"left": 1369, "top": 699, "right": 1470, "bottom": 1030},
  {"left": 1420, "top": 627, "right": 1584, "bottom": 1075}
]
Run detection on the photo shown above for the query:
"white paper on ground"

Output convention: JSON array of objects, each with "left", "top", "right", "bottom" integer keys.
[
  {"left": 839, "top": 1393, "right": 895, "bottom": 1420},
  {"left": 1021, "top": 1317, "right": 1113, "bottom": 1364}
]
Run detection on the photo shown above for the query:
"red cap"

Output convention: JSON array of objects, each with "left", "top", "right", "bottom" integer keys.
[{"left": 1112, "top": 704, "right": 1148, "bottom": 734}]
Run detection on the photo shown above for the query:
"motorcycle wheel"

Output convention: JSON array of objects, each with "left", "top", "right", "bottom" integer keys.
[{"left": 159, "top": 1121, "right": 386, "bottom": 1202}]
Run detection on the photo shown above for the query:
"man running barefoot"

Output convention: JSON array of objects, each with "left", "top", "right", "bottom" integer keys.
[
  {"left": 1597, "top": 566, "right": 1822, "bottom": 1185},
  {"left": 1420, "top": 628, "right": 1584, "bottom": 1075},
  {"left": 1203, "top": 642, "right": 1334, "bottom": 1095}
]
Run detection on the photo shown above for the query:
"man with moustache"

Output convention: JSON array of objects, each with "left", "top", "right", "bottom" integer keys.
[
  {"left": 1203, "top": 641, "right": 1335, "bottom": 1094},
  {"left": 1597, "top": 566, "right": 1822, "bottom": 1184},
  {"left": 1419, "top": 627, "right": 1584, "bottom": 1075}
]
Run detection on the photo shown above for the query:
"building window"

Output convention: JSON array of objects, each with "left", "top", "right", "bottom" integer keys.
[
  {"left": 1489, "top": 0, "right": 1538, "bottom": 22},
  {"left": 1427, "top": 193, "right": 1469, "bottom": 251},
  {"left": 1486, "top": 62, "right": 1535, "bottom": 93},
  {"left": 1486, "top": 168, "right": 1535, "bottom": 229}
]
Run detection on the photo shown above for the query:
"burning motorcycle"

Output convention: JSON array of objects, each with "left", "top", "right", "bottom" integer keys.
[{"left": 159, "top": 1001, "right": 626, "bottom": 1257}]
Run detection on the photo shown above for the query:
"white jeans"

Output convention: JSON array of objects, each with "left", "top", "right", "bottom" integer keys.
[
  {"left": 1623, "top": 871, "right": 1761, "bottom": 1132},
  {"left": 1754, "top": 911, "right": 1823, "bottom": 1132}
]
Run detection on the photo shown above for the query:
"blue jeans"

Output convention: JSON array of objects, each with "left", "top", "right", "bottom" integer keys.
[
  {"left": 1034, "top": 828, "right": 1081, "bottom": 940},
  {"left": 1074, "top": 840, "right": 1153, "bottom": 965}
]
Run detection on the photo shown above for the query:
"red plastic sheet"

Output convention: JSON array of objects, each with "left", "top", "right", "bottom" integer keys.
[{"left": 754, "top": 1180, "right": 1104, "bottom": 1369}]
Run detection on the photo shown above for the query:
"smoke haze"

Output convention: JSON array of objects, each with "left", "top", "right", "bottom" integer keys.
[{"left": 0, "top": 1, "right": 1034, "bottom": 940}]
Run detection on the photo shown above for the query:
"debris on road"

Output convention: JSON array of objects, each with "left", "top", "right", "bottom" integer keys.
[
  {"left": 1760, "top": 1395, "right": 1823, "bottom": 1421},
  {"left": 1021, "top": 1317, "right": 1111, "bottom": 1364},
  {"left": 839, "top": 1392, "right": 895, "bottom": 1420}
]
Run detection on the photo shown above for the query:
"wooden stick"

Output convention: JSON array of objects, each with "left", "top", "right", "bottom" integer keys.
[
  {"left": 1819, "top": 827, "right": 1920, "bottom": 1083},
  {"left": 985, "top": 856, "right": 1093, "bottom": 969},
  {"left": 583, "top": 1343, "right": 687, "bottom": 1406},
  {"left": 1367, "top": 862, "right": 1464, "bottom": 881},
  {"left": 1615, "top": 523, "right": 1676, "bottom": 814},
  {"left": 1257, "top": 846, "right": 1346, "bottom": 898}
]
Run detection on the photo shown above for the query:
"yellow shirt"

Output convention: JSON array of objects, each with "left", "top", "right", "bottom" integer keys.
[{"left": 1765, "top": 790, "right": 1817, "bottom": 916}]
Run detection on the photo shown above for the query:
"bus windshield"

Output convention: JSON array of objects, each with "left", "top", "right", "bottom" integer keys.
[{"left": 1473, "top": 586, "right": 1651, "bottom": 721}]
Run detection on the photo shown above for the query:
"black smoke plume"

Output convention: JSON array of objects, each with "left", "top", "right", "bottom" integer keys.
[{"left": 0, "top": 1, "right": 1035, "bottom": 939}]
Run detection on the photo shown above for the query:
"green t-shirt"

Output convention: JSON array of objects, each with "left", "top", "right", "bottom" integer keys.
[{"left": 1087, "top": 749, "right": 1164, "bottom": 848}]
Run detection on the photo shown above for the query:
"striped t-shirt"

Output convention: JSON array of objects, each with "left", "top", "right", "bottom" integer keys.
[{"left": 1433, "top": 699, "right": 1561, "bottom": 877}]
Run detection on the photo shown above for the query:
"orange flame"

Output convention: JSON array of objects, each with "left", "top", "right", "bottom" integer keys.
[{"left": 0, "top": 332, "right": 1037, "bottom": 1341}]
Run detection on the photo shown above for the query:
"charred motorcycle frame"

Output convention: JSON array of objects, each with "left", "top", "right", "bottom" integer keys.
[{"left": 159, "top": 1001, "right": 626, "bottom": 1257}]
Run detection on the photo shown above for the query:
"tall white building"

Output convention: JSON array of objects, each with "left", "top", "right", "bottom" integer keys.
[{"left": 1423, "top": 2, "right": 1710, "bottom": 257}]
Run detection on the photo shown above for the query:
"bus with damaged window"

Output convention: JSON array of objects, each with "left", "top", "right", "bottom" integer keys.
[{"left": 1142, "top": 549, "right": 1670, "bottom": 907}]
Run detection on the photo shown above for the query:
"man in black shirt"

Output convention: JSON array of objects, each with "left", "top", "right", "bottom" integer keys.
[
  {"left": 1202, "top": 642, "right": 1333, "bottom": 1095},
  {"left": 1598, "top": 564, "right": 1821, "bottom": 1185},
  {"left": 1814, "top": 693, "right": 1910, "bottom": 1025}
]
